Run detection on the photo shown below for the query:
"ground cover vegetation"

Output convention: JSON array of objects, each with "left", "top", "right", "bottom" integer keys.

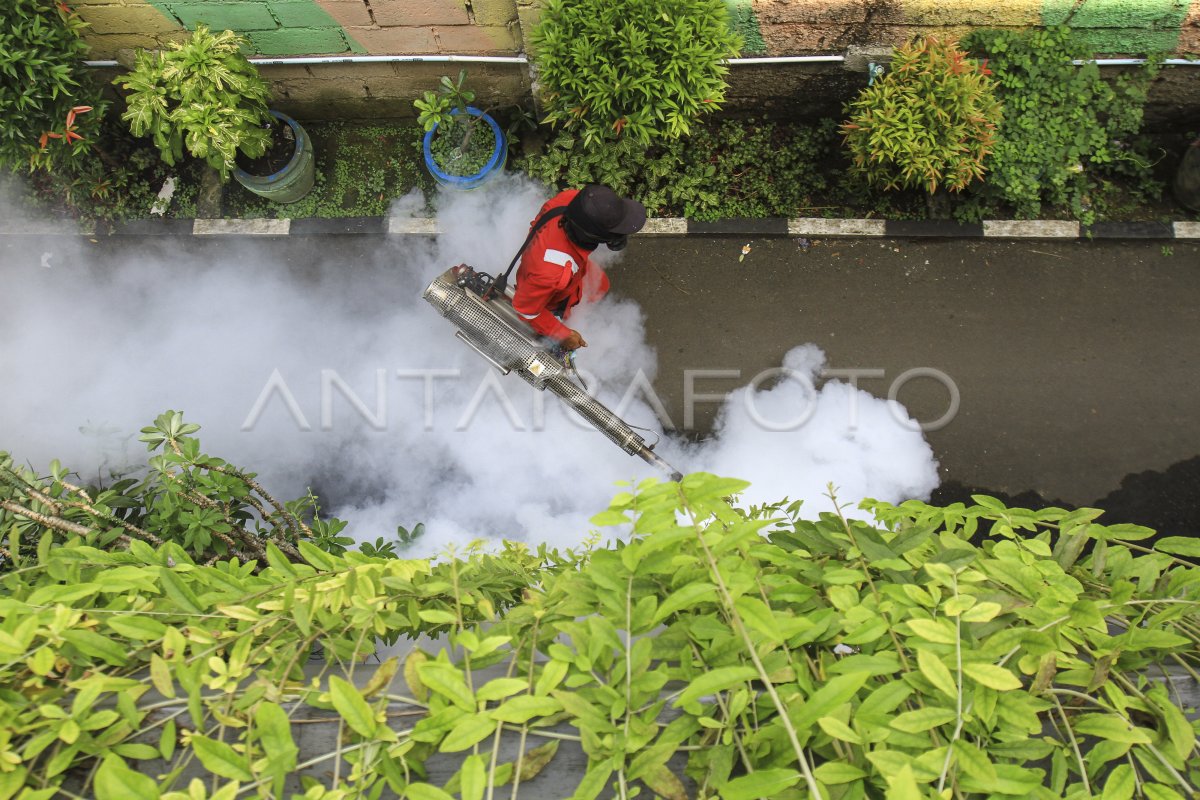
[
  {"left": 2, "top": 439, "right": 1199, "bottom": 798},
  {"left": 956, "top": 27, "right": 1165, "bottom": 225},
  {"left": 4, "top": 5, "right": 1192, "bottom": 227}
]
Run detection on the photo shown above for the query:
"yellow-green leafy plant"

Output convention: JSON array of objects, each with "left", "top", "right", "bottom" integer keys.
[
  {"left": 841, "top": 37, "right": 1002, "bottom": 194},
  {"left": 113, "top": 25, "right": 271, "bottom": 179},
  {"left": 1, "top": 471, "right": 1197, "bottom": 798},
  {"left": 531, "top": 0, "right": 742, "bottom": 145}
]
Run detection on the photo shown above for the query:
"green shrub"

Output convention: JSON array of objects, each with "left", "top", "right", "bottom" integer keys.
[
  {"left": 841, "top": 37, "right": 1002, "bottom": 194},
  {"left": 2, "top": 474, "right": 1197, "bottom": 798},
  {"left": 531, "top": 0, "right": 742, "bottom": 145},
  {"left": 0, "top": 0, "right": 105, "bottom": 173},
  {"left": 518, "top": 117, "right": 837, "bottom": 220},
  {"left": 113, "top": 25, "right": 272, "bottom": 180},
  {"left": 961, "top": 26, "right": 1161, "bottom": 224}
]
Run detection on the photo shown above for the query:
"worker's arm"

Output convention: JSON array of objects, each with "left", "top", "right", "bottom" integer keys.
[{"left": 512, "top": 271, "right": 571, "bottom": 341}]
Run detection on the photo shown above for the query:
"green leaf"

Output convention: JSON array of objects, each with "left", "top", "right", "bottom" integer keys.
[
  {"left": 733, "top": 596, "right": 783, "bottom": 643},
  {"left": 94, "top": 755, "right": 158, "bottom": 800},
  {"left": 884, "top": 765, "right": 922, "bottom": 800},
  {"left": 418, "top": 661, "right": 476, "bottom": 711},
  {"left": 417, "top": 609, "right": 458, "bottom": 625},
  {"left": 106, "top": 615, "right": 168, "bottom": 641},
  {"left": 817, "top": 715, "right": 863, "bottom": 744},
  {"left": 255, "top": 702, "right": 298, "bottom": 773},
  {"left": 813, "top": 761, "right": 866, "bottom": 784},
  {"left": 190, "top": 734, "right": 254, "bottom": 781},
  {"left": 490, "top": 695, "right": 562, "bottom": 724},
  {"left": 653, "top": 582, "right": 717, "bottom": 624},
  {"left": 962, "top": 663, "right": 1022, "bottom": 691},
  {"left": 158, "top": 567, "right": 203, "bottom": 614},
  {"left": 1072, "top": 714, "right": 1152, "bottom": 744},
  {"left": 405, "top": 783, "right": 456, "bottom": 800},
  {"left": 674, "top": 666, "right": 758, "bottom": 707},
  {"left": 890, "top": 706, "right": 957, "bottom": 733},
  {"left": 917, "top": 647, "right": 958, "bottom": 698},
  {"left": 329, "top": 675, "right": 378, "bottom": 737},
  {"left": 1100, "top": 763, "right": 1134, "bottom": 800},
  {"left": 906, "top": 618, "right": 957, "bottom": 644},
  {"left": 1153, "top": 537, "right": 1200, "bottom": 557},
  {"left": 476, "top": 677, "right": 528, "bottom": 702},
  {"left": 791, "top": 670, "right": 872, "bottom": 731},
  {"left": 460, "top": 753, "right": 486, "bottom": 800},
  {"left": 1141, "top": 785, "right": 1186, "bottom": 800},
  {"left": 960, "top": 601, "right": 1002, "bottom": 622},
  {"left": 719, "top": 768, "right": 801, "bottom": 799},
  {"left": 440, "top": 713, "right": 497, "bottom": 752},
  {"left": 570, "top": 760, "right": 614, "bottom": 800}
]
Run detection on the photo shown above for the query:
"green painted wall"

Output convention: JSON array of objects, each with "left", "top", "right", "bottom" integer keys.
[
  {"left": 1042, "top": 0, "right": 1192, "bottom": 54},
  {"left": 144, "top": 0, "right": 365, "bottom": 54}
]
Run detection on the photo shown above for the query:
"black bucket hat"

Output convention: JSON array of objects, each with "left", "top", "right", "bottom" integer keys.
[{"left": 567, "top": 184, "right": 647, "bottom": 237}]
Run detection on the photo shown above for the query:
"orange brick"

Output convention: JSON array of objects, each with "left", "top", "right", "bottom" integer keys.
[
  {"left": 345, "top": 25, "right": 438, "bottom": 53},
  {"left": 315, "top": 0, "right": 373, "bottom": 27},
  {"left": 372, "top": 0, "right": 469, "bottom": 26},
  {"left": 753, "top": 0, "right": 874, "bottom": 25},
  {"left": 434, "top": 23, "right": 519, "bottom": 54},
  {"left": 1181, "top": 0, "right": 1200, "bottom": 54}
]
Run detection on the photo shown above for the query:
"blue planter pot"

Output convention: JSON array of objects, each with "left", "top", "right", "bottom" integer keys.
[{"left": 422, "top": 106, "right": 506, "bottom": 190}]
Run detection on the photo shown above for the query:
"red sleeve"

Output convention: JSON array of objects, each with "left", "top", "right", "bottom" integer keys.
[{"left": 512, "top": 267, "right": 570, "bottom": 340}]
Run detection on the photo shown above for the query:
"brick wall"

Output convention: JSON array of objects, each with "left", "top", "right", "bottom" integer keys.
[
  {"left": 77, "top": 0, "right": 521, "bottom": 58},
  {"left": 77, "top": 0, "right": 1200, "bottom": 125}
]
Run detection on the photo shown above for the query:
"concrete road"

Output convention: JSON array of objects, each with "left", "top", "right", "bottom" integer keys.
[
  {"left": 4, "top": 232, "right": 1197, "bottom": 511},
  {"left": 610, "top": 236, "right": 1200, "bottom": 507}
]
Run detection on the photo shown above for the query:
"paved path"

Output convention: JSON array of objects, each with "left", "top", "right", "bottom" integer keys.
[
  {"left": 611, "top": 236, "right": 1200, "bottom": 506},
  {"left": 3, "top": 232, "right": 1197, "bottom": 508}
]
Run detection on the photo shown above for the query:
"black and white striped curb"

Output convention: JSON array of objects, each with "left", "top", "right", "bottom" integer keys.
[{"left": 3, "top": 216, "right": 1198, "bottom": 239}]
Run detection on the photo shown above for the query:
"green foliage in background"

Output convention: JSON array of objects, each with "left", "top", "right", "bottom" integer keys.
[
  {"left": 2, "top": 471, "right": 1198, "bottom": 797},
  {"left": 842, "top": 37, "right": 1002, "bottom": 194},
  {"left": 960, "top": 26, "right": 1162, "bottom": 225},
  {"left": 114, "top": 25, "right": 272, "bottom": 180},
  {"left": 531, "top": 0, "right": 742, "bottom": 145},
  {"left": 0, "top": 0, "right": 105, "bottom": 173},
  {"left": 519, "top": 118, "right": 838, "bottom": 220}
]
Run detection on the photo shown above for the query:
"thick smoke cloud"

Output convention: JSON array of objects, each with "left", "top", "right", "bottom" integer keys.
[{"left": 0, "top": 173, "right": 938, "bottom": 556}]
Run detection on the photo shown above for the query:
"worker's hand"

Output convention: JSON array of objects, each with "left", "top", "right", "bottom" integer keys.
[{"left": 561, "top": 330, "right": 587, "bottom": 351}]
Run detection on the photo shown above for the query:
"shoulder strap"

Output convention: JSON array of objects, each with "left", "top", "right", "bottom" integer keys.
[{"left": 486, "top": 205, "right": 568, "bottom": 299}]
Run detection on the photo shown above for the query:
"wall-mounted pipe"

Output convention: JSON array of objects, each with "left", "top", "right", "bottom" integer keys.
[
  {"left": 85, "top": 54, "right": 849, "bottom": 68},
  {"left": 83, "top": 54, "right": 1200, "bottom": 70}
]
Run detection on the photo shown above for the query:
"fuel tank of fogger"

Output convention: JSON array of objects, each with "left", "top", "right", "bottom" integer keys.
[{"left": 422, "top": 265, "right": 683, "bottom": 481}]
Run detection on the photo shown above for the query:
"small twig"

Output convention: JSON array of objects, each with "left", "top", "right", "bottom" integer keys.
[
  {"left": 1028, "top": 249, "right": 1068, "bottom": 259},
  {"left": 0, "top": 500, "right": 93, "bottom": 536},
  {"left": 651, "top": 264, "right": 690, "bottom": 295}
]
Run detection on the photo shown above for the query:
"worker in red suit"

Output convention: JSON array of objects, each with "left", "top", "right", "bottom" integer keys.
[{"left": 512, "top": 184, "right": 646, "bottom": 351}]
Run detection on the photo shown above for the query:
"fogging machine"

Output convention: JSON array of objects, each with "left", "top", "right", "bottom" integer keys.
[{"left": 422, "top": 264, "right": 683, "bottom": 481}]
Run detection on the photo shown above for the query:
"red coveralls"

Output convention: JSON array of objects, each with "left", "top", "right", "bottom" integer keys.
[{"left": 511, "top": 189, "right": 610, "bottom": 341}]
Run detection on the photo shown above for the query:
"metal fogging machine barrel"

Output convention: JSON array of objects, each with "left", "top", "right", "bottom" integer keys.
[{"left": 422, "top": 265, "right": 683, "bottom": 481}]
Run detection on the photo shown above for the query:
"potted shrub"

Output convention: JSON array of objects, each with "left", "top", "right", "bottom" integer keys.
[
  {"left": 113, "top": 25, "right": 315, "bottom": 204},
  {"left": 414, "top": 70, "right": 507, "bottom": 190}
]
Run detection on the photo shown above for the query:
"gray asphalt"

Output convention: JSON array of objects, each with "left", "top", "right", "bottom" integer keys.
[
  {"left": 3, "top": 232, "right": 1197, "bottom": 508},
  {"left": 609, "top": 236, "right": 1200, "bottom": 506}
]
